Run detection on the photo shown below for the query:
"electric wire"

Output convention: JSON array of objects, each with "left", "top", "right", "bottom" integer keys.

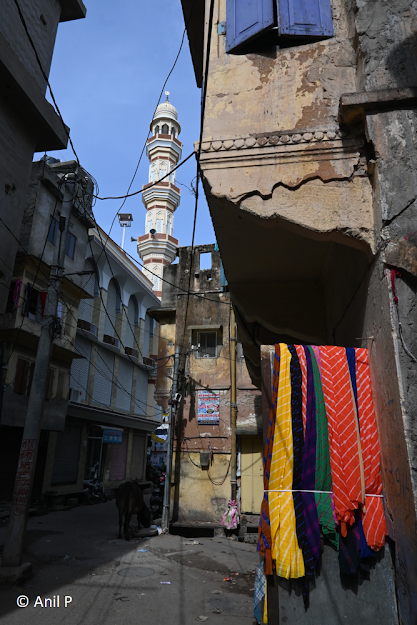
[{"left": 180, "top": 0, "right": 216, "bottom": 356}]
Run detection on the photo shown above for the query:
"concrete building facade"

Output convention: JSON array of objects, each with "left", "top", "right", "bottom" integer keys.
[
  {"left": 0, "top": 0, "right": 86, "bottom": 316},
  {"left": 52, "top": 226, "right": 163, "bottom": 497},
  {"left": 180, "top": 0, "right": 417, "bottom": 621},
  {"left": 0, "top": 157, "right": 94, "bottom": 502}
]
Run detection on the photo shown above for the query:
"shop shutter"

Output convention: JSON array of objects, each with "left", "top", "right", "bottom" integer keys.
[
  {"left": 92, "top": 346, "right": 114, "bottom": 406},
  {"left": 104, "top": 280, "right": 118, "bottom": 337},
  {"left": 130, "top": 434, "right": 146, "bottom": 481},
  {"left": 109, "top": 433, "right": 128, "bottom": 481},
  {"left": 51, "top": 423, "right": 82, "bottom": 484},
  {"left": 115, "top": 359, "right": 133, "bottom": 412},
  {"left": 134, "top": 368, "right": 148, "bottom": 416},
  {"left": 278, "top": 0, "right": 334, "bottom": 37},
  {"left": 226, "top": 0, "right": 274, "bottom": 52},
  {"left": 70, "top": 336, "right": 91, "bottom": 400}
]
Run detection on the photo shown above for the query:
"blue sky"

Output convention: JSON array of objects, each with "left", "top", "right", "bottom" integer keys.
[{"left": 46, "top": 0, "right": 215, "bottom": 262}]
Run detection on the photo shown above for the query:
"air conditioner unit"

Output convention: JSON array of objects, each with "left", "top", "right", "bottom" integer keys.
[{"left": 69, "top": 388, "right": 82, "bottom": 403}]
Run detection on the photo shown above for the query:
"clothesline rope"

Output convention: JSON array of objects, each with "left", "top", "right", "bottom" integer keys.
[{"left": 265, "top": 489, "right": 384, "bottom": 498}]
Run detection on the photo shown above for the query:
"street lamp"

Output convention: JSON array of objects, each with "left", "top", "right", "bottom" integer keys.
[{"left": 118, "top": 213, "right": 133, "bottom": 250}]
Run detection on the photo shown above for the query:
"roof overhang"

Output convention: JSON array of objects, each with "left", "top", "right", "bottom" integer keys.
[
  {"left": 59, "top": 0, "right": 87, "bottom": 22},
  {"left": 180, "top": 0, "right": 205, "bottom": 88},
  {"left": 0, "top": 31, "right": 69, "bottom": 151}
]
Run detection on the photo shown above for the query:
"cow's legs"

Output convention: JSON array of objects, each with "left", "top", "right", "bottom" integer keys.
[{"left": 124, "top": 510, "right": 132, "bottom": 541}]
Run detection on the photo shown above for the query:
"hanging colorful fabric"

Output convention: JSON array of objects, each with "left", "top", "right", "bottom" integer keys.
[
  {"left": 311, "top": 348, "right": 338, "bottom": 549},
  {"left": 355, "top": 349, "right": 386, "bottom": 550},
  {"left": 269, "top": 344, "right": 304, "bottom": 579},
  {"left": 221, "top": 500, "right": 239, "bottom": 529},
  {"left": 295, "top": 345, "right": 307, "bottom": 436},
  {"left": 300, "top": 346, "right": 321, "bottom": 566},
  {"left": 258, "top": 346, "right": 280, "bottom": 575},
  {"left": 320, "top": 346, "right": 362, "bottom": 536}
]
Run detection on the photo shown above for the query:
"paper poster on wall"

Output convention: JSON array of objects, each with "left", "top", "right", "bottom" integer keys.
[{"left": 198, "top": 390, "right": 220, "bottom": 425}]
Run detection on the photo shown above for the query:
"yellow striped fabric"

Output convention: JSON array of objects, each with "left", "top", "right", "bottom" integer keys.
[{"left": 269, "top": 344, "right": 305, "bottom": 579}]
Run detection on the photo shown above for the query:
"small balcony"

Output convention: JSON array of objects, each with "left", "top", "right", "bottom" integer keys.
[
  {"left": 125, "top": 346, "right": 139, "bottom": 359},
  {"left": 103, "top": 334, "right": 120, "bottom": 349},
  {"left": 77, "top": 318, "right": 98, "bottom": 337}
]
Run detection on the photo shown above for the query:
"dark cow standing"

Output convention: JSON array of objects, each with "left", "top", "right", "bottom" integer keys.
[{"left": 116, "top": 481, "right": 151, "bottom": 540}]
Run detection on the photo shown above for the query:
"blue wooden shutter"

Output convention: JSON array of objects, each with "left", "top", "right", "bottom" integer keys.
[
  {"left": 226, "top": 0, "right": 274, "bottom": 52},
  {"left": 278, "top": 0, "right": 334, "bottom": 37}
]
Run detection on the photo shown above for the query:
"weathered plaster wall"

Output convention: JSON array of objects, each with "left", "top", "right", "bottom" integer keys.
[
  {"left": 205, "top": 0, "right": 357, "bottom": 139},
  {"left": 171, "top": 451, "right": 230, "bottom": 523}
]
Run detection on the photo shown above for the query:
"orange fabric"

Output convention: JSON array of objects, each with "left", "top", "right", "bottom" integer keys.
[
  {"left": 320, "top": 346, "right": 361, "bottom": 536},
  {"left": 295, "top": 345, "right": 307, "bottom": 437},
  {"left": 355, "top": 349, "right": 387, "bottom": 550}
]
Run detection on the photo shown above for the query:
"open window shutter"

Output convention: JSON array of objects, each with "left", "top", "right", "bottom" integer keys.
[
  {"left": 278, "top": 0, "right": 334, "bottom": 37},
  {"left": 226, "top": 0, "right": 274, "bottom": 52},
  {"left": 14, "top": 359, "right": 28, "bottom": 394}
]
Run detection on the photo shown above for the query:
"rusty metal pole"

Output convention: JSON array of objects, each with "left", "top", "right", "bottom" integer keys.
[
  {"left": 162, "top": 345, "right": 179, "bottom": 532},
  {"left": 230, "top": 305, "right": 237, "bottom": 501}
]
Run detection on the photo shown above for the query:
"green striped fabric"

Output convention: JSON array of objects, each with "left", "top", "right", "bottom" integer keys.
[{"left": 309, "top": 347, "right": 339, "bottom": 549}]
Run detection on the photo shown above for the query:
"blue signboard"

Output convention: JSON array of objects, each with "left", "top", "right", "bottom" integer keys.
[{"left": 102, "top": 429, "right": 122, "bottom": 444}]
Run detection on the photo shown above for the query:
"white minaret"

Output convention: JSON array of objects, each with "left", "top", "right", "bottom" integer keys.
[{"left": 137, "top": 92, "right": 182, "bottom": 298}]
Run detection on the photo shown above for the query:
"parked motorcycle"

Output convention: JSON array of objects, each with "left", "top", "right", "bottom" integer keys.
[{"left": 83, "top": 463, "right": 106, "bottom": 504}]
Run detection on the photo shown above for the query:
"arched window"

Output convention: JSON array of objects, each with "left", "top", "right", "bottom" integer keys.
[
  {"left": 147, "top": 211, "right": 153, "bottom": 233},
  {"left": 167, "top": 215, "right": 172, "bottom": 236},
  {"left": 156, "top": 211, "right": 163, "bottom": 233},
  {"left": 154, "top": 125, "right": 159, "bottom": 135},
  {"left": 149, "top": 163, "right": 157, "bottom": 183},
  {"left": 159, "top": 161, "right": 167, "bottom": 182},
  {"left": 171, "top": 128, "right": 176, "bottom": 138},
  {"left": 169, "top": 162, "right": 176, "bottom": 184},
  {"left": 152, "top": 266, "right": 160, "bottom": 291},
  {"left": 125, "top": 296, "right": 138, "bottom": 348},
  {"left": 78, "top": 258, "right": 98, "bottom": 323},
  {"left": 103, "top": 278, "right": 121, "bottom": 337},
  {"left": 161, "top": 123, "right": 169, "bottom": 134}
]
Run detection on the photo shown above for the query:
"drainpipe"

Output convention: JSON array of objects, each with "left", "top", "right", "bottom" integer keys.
[
  {"left": 162, "top": 345, "right": 180, "bottom": 531},
  {"left": 230, "top": 305, "right": 237, "bottom": 500}
]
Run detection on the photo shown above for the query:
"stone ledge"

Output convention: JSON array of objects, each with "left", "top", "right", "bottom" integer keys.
[
  {"left": 199, "top": 127, "right": 344, "bottom": 153},
  {"left": 340, "top": 87, "right": 417, "bottom": 124}
]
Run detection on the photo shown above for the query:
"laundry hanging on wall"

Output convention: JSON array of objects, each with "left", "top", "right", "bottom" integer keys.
[{"left": 257, "top": 344, "right": 387, "bottom": 608}]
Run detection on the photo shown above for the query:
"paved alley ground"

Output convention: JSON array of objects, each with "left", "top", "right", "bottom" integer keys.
[{"left": 0, "top": 501, "right": 258, "bottom": 625}]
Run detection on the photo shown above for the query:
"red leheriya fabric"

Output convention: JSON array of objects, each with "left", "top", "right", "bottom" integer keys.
[
  {"left": 355, "top": 349, "right": 386, "bottom": 549},
  {"left": 295, "top": 345, "right": 307, "bottom": 437},
  {"left": 320, "top": 346, "right": 363, "bottom": 536}
]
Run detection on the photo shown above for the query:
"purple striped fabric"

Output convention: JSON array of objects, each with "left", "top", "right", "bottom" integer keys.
[{"left": 301, "top": 346, "right": 321, "bottom": 567}]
